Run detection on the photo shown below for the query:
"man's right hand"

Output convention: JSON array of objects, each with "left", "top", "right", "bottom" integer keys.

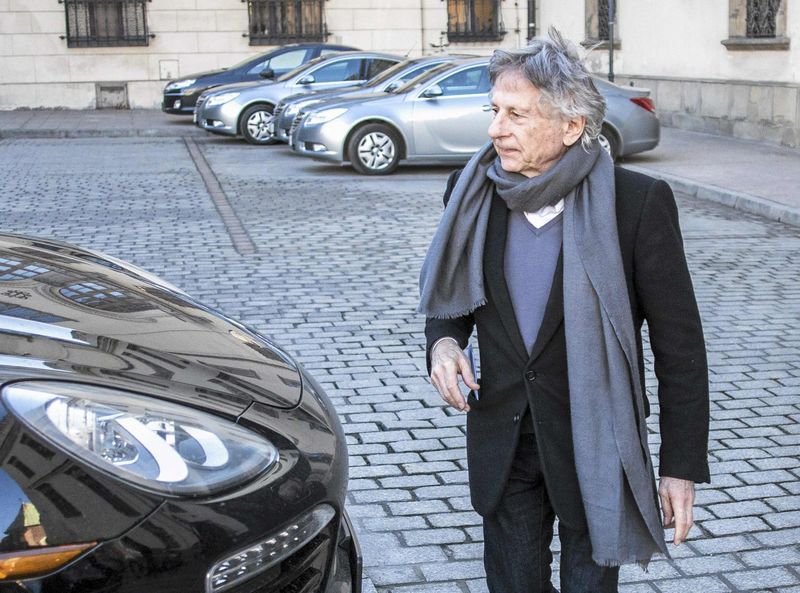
[{"left": 429, "top": 338, "right": 480, "bottom": 412}]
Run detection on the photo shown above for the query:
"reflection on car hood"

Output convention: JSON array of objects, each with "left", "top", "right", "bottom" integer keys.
[
  {"left": 283, "top": 84, "right": 366, "bottom": 105},
  {"left": 206, "top": 80, "right": 276, "bottom": 95},
  {"left": 183, "top": 68, "right": 228, "bottom": 82},
  {"left": 307, "top": 92, "right": 398, "bottom": 113},
  {"left": 0, "top": 235, "right": 302, "bottom": 413}
]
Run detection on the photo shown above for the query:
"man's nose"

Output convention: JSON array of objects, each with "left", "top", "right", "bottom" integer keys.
[{"left": 488, "top": 111, "right": 505, "bottom": 139}]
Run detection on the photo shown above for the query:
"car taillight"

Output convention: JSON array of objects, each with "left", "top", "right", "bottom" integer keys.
[{"left": 630, "top": 97, "right": 655, "bottom": 113}]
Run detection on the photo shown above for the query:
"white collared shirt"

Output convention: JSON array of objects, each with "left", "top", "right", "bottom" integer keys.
[{"left": 524, "top": 198, "right": 565, "bottom": 228}]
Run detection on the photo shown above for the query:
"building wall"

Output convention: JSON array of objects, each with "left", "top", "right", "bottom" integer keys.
[
  {"left": 537, "top": 0, "right": 800, "bottom": 147},
  {"left": 0, "top": 0, "right": 526, "bottom": 110}
]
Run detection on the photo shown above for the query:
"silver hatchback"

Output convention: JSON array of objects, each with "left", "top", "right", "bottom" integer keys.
[
  {"left": 194, "top": 51, "right": 401, "bottom": 145},
  {"left": 291, "top": 58, "right": 660, "bottom": 175}
]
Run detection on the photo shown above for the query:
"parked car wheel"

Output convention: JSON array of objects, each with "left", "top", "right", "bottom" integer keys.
[
  {"left": 348, "top": 123, "right": 401, "bottom": 175},
  {"left": 240, "top": 104, "right": 277, "bottom": 145},
  {"left": 598, "top": 126, "right": 620, "bottom": 161}
]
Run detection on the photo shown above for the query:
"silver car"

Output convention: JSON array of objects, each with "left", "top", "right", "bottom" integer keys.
[
  {"left": 292, "top": 57, "right": 660, "bottom": 175},
  {"left": 194, "top": 51, "right": 401, "bottom": 145},
  {"left": 271, "top": 56, "right": 463, "bottom": 143}
]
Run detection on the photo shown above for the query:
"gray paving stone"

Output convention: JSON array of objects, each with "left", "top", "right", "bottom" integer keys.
[
  {"left": 655, "top": 576, "right": 732, "bottom": 593},
  {"left": 707, "top": 499, "right": 772, "bottom": 518},
  {"left": 700, "top": 516, "right": 772, "bottom": 536},
  {"left": 670, "top": 554, "right": 744, "bottom": 575},
  {"left": 740, "top": 546, "right": 800, "bottom": 568},
  {"left": 726, "top": 567, "right": 799, "bottom": 590},
  {"left": 689, "top": 534, "right": 761, "bottom": 555},
  {"left": 402, "top": 528, "right": 467, "bottom": 545}
]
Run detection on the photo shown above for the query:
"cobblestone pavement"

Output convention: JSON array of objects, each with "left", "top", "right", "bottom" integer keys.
[{"left": 0, "top": 136, "right": 798, "bottom": 593}]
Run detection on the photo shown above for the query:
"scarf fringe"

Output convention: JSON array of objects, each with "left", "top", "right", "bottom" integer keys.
[
  {"left": 423, "top": 297, "right": 487, "bottom": 320},
  {"left": 591, "top": 551, "right": 666, "bottom": 571}
]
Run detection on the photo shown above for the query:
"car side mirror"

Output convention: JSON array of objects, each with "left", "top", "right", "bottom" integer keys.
[
  {"left": 421, "top": 84, "right": 443, "bottom": 98},
  {"left": 259, "top": 68, "right": 275, "bottom": 79},
  {"left": 298, "top": 75, "right": 315, "bottom": 85},
  {"left": 384, "top": 82, "right": 399, "bottom": 92}
]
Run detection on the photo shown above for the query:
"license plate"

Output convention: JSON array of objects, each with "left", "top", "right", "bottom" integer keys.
[{"left": 174, "top": 99, "right": 181, "bottom": 109}]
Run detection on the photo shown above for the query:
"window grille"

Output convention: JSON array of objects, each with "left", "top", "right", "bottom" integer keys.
[
  {"left": 446, "top": 0, "right": 505, "bottom": 41},
  {"left": 746, "top": 0, "right": 780, "bottom": 37},
  {"left": 62, "top": 0, "right": 149, "bottom": 48},
  {"left": 597, "top": 0, "right": 615, "bottom": 41},
  {"left": 246, "top": 0, "right": 326, "bottom": 46}
]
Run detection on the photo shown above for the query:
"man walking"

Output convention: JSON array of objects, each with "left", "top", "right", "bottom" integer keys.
[{"left": 418, "top": 29, "right": 709, "bottom": 593}]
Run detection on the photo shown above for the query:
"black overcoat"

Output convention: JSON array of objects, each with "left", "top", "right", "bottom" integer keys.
[{"left": 425, "top": 167, "right": 710, "bottom": 528}]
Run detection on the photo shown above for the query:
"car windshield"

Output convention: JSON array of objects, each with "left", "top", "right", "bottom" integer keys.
[
  {"left": 277, "top": 56, "right": 328, "bottom": 82},
  {"left": 391, "top": 62, "right": 458, "bottom": 94}
]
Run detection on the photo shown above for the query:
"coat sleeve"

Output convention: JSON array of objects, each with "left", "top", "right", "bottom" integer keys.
[
  {"left": 633, "top": 179, "right": 710, "bottom": 484},
  {"left": 424, "top": 168, "right": 475, "bottom": 374}
]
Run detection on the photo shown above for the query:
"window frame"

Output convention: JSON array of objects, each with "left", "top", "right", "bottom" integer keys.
[
  {"left": 246, "top": 0, "right": 328, "bottom": 46},
  {"left": 722, "top": 0, "right": 790, "bottom": 50},
  {"left": 62, "top": 0, "right": 150, "bottom": 48},
  {"left": 445, "top": 0, "right": 506, "bottom": 43},
  {"left": 583, "top": 0, "right": 620, "bottom": 49}
]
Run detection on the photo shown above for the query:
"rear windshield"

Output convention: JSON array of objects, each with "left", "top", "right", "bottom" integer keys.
[{"left": 363, "top": 58, "right": 440, "bottom": 88}]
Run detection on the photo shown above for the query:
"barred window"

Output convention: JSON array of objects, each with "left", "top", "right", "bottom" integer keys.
[
  {"left": 723, "top": 0, "right": 788, "bottom": 50},
  {"left": 446, "top": 0, "right": 505, "bottom": 42},
  {"left": 583, "top": 0, "right": 619, "bottom": 45},
  {"left": 597, "top": 0, "right": 616, "bottom": 41},
  {"left": 746, "top": 0, "right": 780, "bottom": 37},
  {"left": 247, "top": 0, "right": 326, "bottom": 46},
  {"left": 63, "top": 0, "right": 149, "bottom": 48}
]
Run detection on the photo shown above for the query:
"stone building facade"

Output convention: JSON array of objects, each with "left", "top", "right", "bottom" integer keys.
[
  {"left": 1, "top": 0, "right": 797, "bottom": 147},
  {"left": 0, "top": 0, "right": 527, "bottom": 110}
]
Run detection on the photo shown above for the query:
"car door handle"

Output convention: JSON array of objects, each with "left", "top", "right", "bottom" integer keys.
[{"left": 482, "top": 104, "right": 492, "bottom": 112}]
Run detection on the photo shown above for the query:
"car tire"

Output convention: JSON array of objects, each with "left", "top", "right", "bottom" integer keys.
[
  {"left": 348, "top": 124, "right": 401, "bottom": 175},
  {"left": 240, "top": 104, "right": 277, "bottom": 145},
  {"left": 598, "top": 127, "right": 620, "bottom": 162}
]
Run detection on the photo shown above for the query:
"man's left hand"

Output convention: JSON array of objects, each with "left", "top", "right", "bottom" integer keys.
[{"left": 658, "top": 476, "right": 695, "bottom": 545}]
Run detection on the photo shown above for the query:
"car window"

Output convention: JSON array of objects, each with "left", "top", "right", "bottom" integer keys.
[
  {"left": 437, "top": 66, "right": 490, "bottom": 96},
  {"left": 247, "top": 49, "right": 308, "bottom": 75},
  {"left": 309, "top": 58, "right": 363, "bottom": 83},
  {"left": 365, "top": 58, "right": 398, "bottom": 80},
  {"left": 319, "top": 48, "right": 343, "bottom": 56}
]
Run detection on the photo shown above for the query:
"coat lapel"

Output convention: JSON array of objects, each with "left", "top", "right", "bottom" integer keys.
[{"left": 484, "top": 193, "right": 529, "bottom": 365}]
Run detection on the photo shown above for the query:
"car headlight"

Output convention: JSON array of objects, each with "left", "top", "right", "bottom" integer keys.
[
  {"left": 2, "top": 381, "right": 279, "bottom": 497},
  {"left": 206, "top": 92, "right": 240, "bottom": 107},
  {"left": 166, "top": 78, "right": 197, "bottom": 92},
  {"left": 305, "top": 108, "right": 348, "bottom": 126}
]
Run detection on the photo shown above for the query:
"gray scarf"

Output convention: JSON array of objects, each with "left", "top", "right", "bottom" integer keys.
[{"left": 418, "top": 140, "right": 668, "bottom": 566}]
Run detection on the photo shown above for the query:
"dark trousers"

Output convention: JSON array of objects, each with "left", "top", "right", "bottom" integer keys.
[{"left": 482, "top": 434, "right": 620, "bottom": 593}]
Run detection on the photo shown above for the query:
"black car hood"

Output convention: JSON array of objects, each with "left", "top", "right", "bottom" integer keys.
[{"left": 0, "top": 235, "right": 302, "bottom": 414}]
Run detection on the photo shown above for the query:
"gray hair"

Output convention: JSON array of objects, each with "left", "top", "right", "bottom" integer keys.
[{"left": 489, "top": 27, "right": 606, "bottom": 149}]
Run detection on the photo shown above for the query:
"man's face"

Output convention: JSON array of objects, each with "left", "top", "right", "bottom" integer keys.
[{"left": 488, "top": 71, "right": 584, "bottom": 178}]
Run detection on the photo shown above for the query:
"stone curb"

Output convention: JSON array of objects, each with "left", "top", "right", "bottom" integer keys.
[
  {"left": 0, "top": 128, "right": 205, "bottom": 139},
  {"left": 623, "top": 163, "right": 800, "bottom": 228}
]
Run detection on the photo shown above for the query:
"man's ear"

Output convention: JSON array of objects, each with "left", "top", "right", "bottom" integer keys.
[{"left": 563, "top": 116, "right": 586, "bottom": 147}]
